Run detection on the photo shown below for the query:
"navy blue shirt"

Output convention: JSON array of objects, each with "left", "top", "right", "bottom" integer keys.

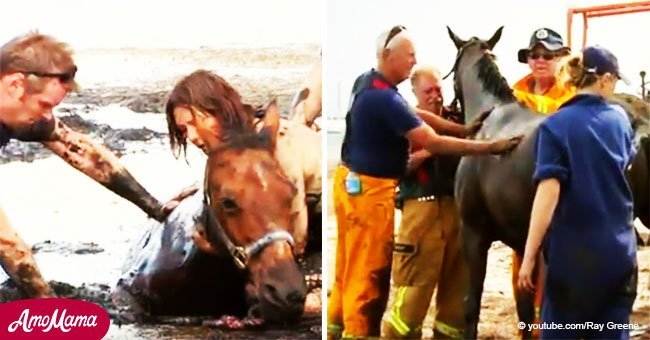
[
  {"left": 534, "top": 94, "right": 637, "bottom": 308},
  {"left": 341, "top": 70, "right": 422, "bottom": 179}
]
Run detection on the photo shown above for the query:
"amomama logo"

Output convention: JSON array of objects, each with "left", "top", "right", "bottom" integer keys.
[{"left": 0, "top": 298, "right": 110, "bottom": 339}]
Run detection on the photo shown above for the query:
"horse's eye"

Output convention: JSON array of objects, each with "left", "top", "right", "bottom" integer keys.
[{"left": 220, "top": 198, "right": 240, "bottom": 214}]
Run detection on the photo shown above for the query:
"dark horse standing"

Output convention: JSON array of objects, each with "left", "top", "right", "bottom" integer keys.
[{"left": 445, "top": 27, "right": 650, "bottom": 338}]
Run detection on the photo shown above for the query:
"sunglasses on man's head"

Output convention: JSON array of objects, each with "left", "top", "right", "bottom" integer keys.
[
  {"left": 528, "top": 51, "right": 556, "bottom": 61},
  {"left": 384, "top": 25, "right": 407, "bottom": 48},
  {"left": 27, "top": 65, "right": 77, "bottom": 84}
]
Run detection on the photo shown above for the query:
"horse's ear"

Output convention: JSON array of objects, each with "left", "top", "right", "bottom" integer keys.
[
  {"left": 487, "top": 26, "right": 504, "bottom": 50},
  {"left": 291, "top": 88, "right": 310, "bottom": 114},
  {"left": 261, "top": 99, "right": 280, "bottom": 147},
  {"left": 447, "top": 26, "right": 465, "bottom": 50}
]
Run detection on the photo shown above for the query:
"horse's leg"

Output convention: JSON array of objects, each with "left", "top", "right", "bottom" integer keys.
[{"left": 462, "top": 223, "right": 491, "bottom": 339}]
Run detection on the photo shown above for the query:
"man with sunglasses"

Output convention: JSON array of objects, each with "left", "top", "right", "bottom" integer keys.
[
  {"left": 328, "top": 26, "right": 521, "bottom": 339},
  {"left": 0, "top": 33, "right": 185, "bottom": 298},
  {"left": 381, "top": 66, "right": 468, "bottom": 339},
  {"left": 513, "top": 28, "right": 576, "bottom": 114}
]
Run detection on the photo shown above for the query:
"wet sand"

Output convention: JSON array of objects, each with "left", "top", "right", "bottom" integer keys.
[
  {"left": 0, "top": 45, "right": 321, "bottom": 339},
  {"left": 326, "top": 164, "right": 650, "bottom": 339}
]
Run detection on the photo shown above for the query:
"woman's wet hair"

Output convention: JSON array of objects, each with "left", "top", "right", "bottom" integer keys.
[
  {"left": 564, "top": 55, "right": 599, "bottom": 89},
  {"left": 165, "top": 70, "right": 256, "bottom": 158}
]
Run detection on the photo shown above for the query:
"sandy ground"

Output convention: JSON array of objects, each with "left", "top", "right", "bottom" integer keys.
[
  {"left": 0, "top": 45, "right": 321, "bottom": 339},
  {"left": 325, "top": 165, "right": 650, "bottom": 339}
]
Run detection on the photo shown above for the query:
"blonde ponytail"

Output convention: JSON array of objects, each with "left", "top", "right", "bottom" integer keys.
[{"left": 562, "top": 54, "right": 598, "bottom": 88}]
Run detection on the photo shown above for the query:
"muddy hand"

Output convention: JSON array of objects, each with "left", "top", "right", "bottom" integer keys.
[
  {"left": 158, "top": 184, "right": 200, "bottom": 220},
  {"left": 466, "top": 108, "right": 494, "bottom": 137},
  {"left": 203, "top": 315, "right": 265, "bottom": 330},
  {"left": 489, "top": 135, "right": 523, "bottom": 155}
]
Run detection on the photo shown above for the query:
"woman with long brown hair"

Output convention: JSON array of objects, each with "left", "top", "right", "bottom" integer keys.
[
  {"left": 164, "top": 69, "right": 320, "bottom": 256},
  {"left": 165, "top": 70, "right": 255, "bottom": 156}
]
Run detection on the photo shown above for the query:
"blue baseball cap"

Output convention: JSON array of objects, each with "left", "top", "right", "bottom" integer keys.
[
  {"left": 583, "top": 45, "right": 630, "bottom": 85},
  {"left": 518, "top": 28, "right": 570, "bottom": 63}
]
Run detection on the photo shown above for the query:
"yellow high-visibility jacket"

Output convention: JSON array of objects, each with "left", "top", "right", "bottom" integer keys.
[{"left": 513, "top": 74, "right": 576, "bottom": 114}]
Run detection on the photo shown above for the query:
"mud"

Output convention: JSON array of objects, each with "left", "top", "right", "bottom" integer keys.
[
  {"left": 0, "top": 113, "right": 167, "bottom": 164},
  {"left": 0, "top": 250, "right": 322, "bottom": 339},
  {"left": 0, "top": 46, "right": 318, "bottom": 165},
  {"left": 0, "top": 280, "right": 115, "bottom": 313},
  {"left": 64, "top": 85, "right": 297, "bottom": 115},
  {"left": 32, "top": 241, "right": 105, "bottom": 256},
  {"left": 64, "top": 88, "right": 171, "bottom": 114}
]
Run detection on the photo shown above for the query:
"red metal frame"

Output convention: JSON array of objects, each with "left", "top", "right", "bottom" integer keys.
[{"left": 567, "top": 1, "right": 650, "bottom": 49}]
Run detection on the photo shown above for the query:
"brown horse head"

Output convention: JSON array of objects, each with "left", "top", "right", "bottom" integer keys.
[{"left": 203, "top": 102, "right": 306, "bottom": 322}]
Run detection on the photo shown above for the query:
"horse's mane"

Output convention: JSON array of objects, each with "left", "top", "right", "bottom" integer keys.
[
  {"left": 475, "top": 54, "right": 516, "bottom": 103},
  {"left": 610, "top": 94, "right": 650, "bottom": 148},
  {"left": 212, "top": 127, "right": 274, "bottom": 154}
]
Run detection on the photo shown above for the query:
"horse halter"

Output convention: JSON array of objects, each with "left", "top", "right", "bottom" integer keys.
[
  {"left": 442, "top": 38, "right": 481, "bottom": 81},
  {"left": 203, "top": 169, "right": 295, "bottom": 270},
  {"left": 442, "top": 39, "right": 493, "bottom": 116},
  {"left": 442, "top": 41, "right": 471, "bottom": 115}
]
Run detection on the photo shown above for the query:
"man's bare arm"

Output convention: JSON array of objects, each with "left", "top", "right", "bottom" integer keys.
[
  {"left": 406, "top": 124, "right": 521, "bottom": 156},
  {"left": 414, "top": 107, "right": 467, "bottom": 137},
  {"left": 0, "top": 207, "right": 55, "bottom": 297},
  {"left": 43, "top": 120, "right": 166, "bottom": 222}
]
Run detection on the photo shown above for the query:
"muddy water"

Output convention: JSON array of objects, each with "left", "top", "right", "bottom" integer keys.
[
  {"left": 0, "top": 241, "right": 322, "bottom": 339},
  {"left": 0, "top": 283, "right": 322, "bottom": 339}
]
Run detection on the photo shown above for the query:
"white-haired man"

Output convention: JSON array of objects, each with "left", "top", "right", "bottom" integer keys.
[{"left": 381, "top": 65, "right": 469, "bottom": 339}]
